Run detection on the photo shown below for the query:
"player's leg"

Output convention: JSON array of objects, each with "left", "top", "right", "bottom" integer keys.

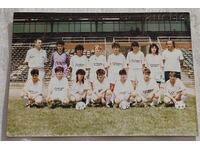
[
  {"left": 35, "top": 95, "right": 44, "bottom": 107},
  {"left": 163, "top": 96, "right": 174, "bottom": 107}
]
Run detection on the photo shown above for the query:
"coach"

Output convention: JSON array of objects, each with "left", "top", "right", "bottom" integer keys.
[
  {"left": 23, "top": 39, "right": 48, "bottom": 81},
  {"left": 162, "top": 40, "right": 184, "bottom": 82}
]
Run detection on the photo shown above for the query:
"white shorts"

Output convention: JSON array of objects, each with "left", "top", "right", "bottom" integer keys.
[
  {"left": 108, "top": 73, "right": 120, "bottom": 84},
  {"left": 24, "top": 94, "right": 43, "bottom": 103},
  {"left": 28, "top": 68, "right": 45, "bottom": 81},
  {"left": 115, "top": 94, "right": 129, "bottom": 102},
  {"left": 128, "top": 69, "right": 143, "bottom": 82},
  {"left": 71, "top": 93, "right": 82, "bottom": 102},
  {"left": 150, "top": 70, "right": 162, "bottom": 82},
  {"left": 50, "top": 93, "right": 68, "bottom": 102}
]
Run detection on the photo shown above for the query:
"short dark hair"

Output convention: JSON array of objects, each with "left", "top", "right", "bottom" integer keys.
[
  {"left": 169, "top": 71, "right": 177, "bottom": 78},
  {"left": 76, "top": 69, "right": 86, "bottom": 83},
  {"left": 143, "top": 68, "right": 151, "bottom": 75},
  {"left": 112, "top": 42, "right": 120, "bottom": 49},
  {"left": 131, "top": 41, "right": 139, "bottom": 48},
  {"left": 34, "top": 38, "right": 42, "bottom": 43},
  {"left": 56, "top": 40, "right": 64, "bottom": 46},
  {"left": 166, "top": 40, "right": 176, "bottom": 48},
  {"left": 55, "top": 66, "right": 64, "bottom": 73},
  {"left": 119, "top": 69, "right": 127, "bottom": 75},
  {"left": 96, "top": 69, "right": 105, "bottom": 76},
  {"left": 149, "top": 43, "right": 159, "bottom": 55},
  {"left": 31, "top": 69, "right": 39, "bottom": 76},
  {"left": 75, "top": 44, "right": 84, "bottom": 53}
]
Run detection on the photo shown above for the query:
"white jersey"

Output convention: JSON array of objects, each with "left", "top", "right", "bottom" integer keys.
[
  {"left": 162, "top": 49, "right": 184, "bottom": 72},
  {"left": 93, "top": 78, "right": 109, "bottom": 95},
  {"left": 126, "top": 51, "right": 145, "bottom": 69},
  {"left": 164, "top": 78, "right": 186, "bottom": 96},
  {"left": 70, "top": 55, "right": 88, "bottom": 80},
  {"left": 107, "top": 53, "right": 127, "bottom": 83},
  {"left": 71, "top": 80, "right": 90, "bottom": 95},
  {"left": 136, "top": 78, "right": 159, "bottom": 98},
  {"left": 24, "top": 79, "right": 43, "bottom": 96},
  {"left": 25, "top": 48, "right": 47, "bottom": 68},
  {"left": 89, "top": 55, "right": 107, "bottom": 81},
  {"left": 48, "top": 77, "right": 69, "bottom": 98},
  {"left": 114, "top": 79, "right": 133, "bottom": 97},
  {"left": 145, "top": 54, "right": 163, "bottom": 81}
]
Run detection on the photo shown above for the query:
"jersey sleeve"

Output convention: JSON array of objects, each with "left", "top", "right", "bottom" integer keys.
[
  {"left": 126, "top": 52, "right": 130, "bottom": 65},
  {"left": 179, "top": 50, "right": 184, "bottom": 60},
  {"left": 162, "top": 50, "right": 166, "bottom": 60},
  {"left": 44, "top": 50, "right": 48, "bottom": 63},
  {"left": 122, "top": 55, "right": 127, "bottom": 68},
  {"left": 25, "top": 50, "right": 30, "bottom": 63},
  {"left": 47, "top": 79, "right": 53, "bottom": 96},
  {"left": 141, "top": 52, "right": 145, "bottom": 65}
]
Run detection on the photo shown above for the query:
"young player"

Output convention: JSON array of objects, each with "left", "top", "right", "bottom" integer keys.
[
  {"left": 47, "top": 66, "right": 70, "bottom": 108},
  {"left": 22, "top": 69, "right": 44, "bottom": 108},
  {"left": 136, "top": 68, "right": 160, "bottom": 107},
  {"left": 126, "top": 41, "right": 145, "bottom": 89},
  {"left": 69, "top": 44, "right": 88, "bottom": 81},
  {"left": 89, "top": 69, "right": 112, "bottom": 107},
  {"left": 70, "top": 69, "right": 90, "bottom": 104},
  {"left": 145, "top": 43, "right": 163, "bottom": 86},
  {"left": 24, "top": 39, "right": 48, "bottom": 81},
  {"left": 88, "top": 45, "right": 107, "bottom": 89},
  {"left": 107, "top": 42, "right": 127, "bottom": 91},
  {"left": 162, "top": 40, "right": 184, "bottom": 81},
  {"left": 50, "top": 40, "right": 70, "bottom": 77},
  {"left": 163, "top": 72, "right": 187, "bottom": 107},
  {"left": 113, "top": 69, "right": 136, "bottom": 107}
]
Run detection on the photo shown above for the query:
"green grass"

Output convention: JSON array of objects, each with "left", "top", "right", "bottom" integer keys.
[{"left": 7, "top": 95, "right": 198, "bottom": 137}]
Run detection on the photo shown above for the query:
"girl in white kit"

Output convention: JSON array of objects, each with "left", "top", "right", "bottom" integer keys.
[
  {"left": 113, "top": 69, "right": 136, "bottom": 107},
  {"left": 69, "top": 44, "right": 88, "bottom": 81},
  {"left": 70, "top": 69, "right": 90, "bottom": 104},
  {"left": 145, "top": 43, "right": 163, "bottom": 87},
  {"left": 22, "top": 69, "right": 44, "bottom": 108},
  {"left": 88, "top": 45, "right": 107, "bottom": 89},
  {"left": 107, "top": 42, "right": 127, "bottom": 91},
  {"left": 126, "top": 41, "right": 145, "bottom": 89},
  {"left": 47, "top": 66, "right": 70, "bottom": 108}
]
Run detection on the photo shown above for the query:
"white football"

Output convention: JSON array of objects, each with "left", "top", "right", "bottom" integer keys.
[
  {"left": 119, "top": 101, "right": 130, "bottom": 110},
  {"left": 75, "top": 102, "right": 86, "bottom": 110},
  {"left": 175, "top": 101, "right": 186, "bottom": 110}
]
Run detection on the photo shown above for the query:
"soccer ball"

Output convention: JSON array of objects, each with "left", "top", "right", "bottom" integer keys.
[
  {"left": 119, "top": 101, "right": 130, "bottom": 110},
  {"left": 75, "top": 102, "right": 86, "bottom": 110},
  {"left": 175, "top": 101, "right": 186, "bottom": 110}
]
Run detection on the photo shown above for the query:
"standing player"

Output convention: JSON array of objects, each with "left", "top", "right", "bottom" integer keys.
[
  {"left": 89, "top": 69, "right": 112, "bottom": 107},
  {"left": 145, "top": 43, "right": 163, "bottom": 87},
  {"left": 70, "top": 69, "right": 90, "bottom": 104},
  {"left": 126, "top": 41, "right": 145, "bottom": 89},
  {"left": 22, "top": 69, "right": 44, "bottom": 108},
  {"left": 50, "top": 40, "right": 70, "bottom": 77},
  {"left": 107, "top": 42, "right": 127, "bottom": 91},
  {"left": 163, "top": 72, "right": 187, "bottom": 107},
  {"left": 113, "top": 69, "right": 136, "bottom": 107},
  {"left": 162, "top": 40, "right": 184, "bottom": 82},
  {"left": 24, "top": 39, "right": 47, "bottom": 81},
  {"left": 69, "top": 44, "right": 88, "bottom": 81},
  {"left": 47, "top": 66, "right": 70, "bottom": 108},
  {"left": 88, "top": 45, "right": 107, "bottom": 89},
  {"left": 136, "top": 68, "right": 160, "bottom": 107}
]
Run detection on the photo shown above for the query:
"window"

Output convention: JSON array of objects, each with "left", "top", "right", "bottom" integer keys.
[
  {"left": 30, "top": 22, "right": 36, "bottom": 32},
  {"left": 69, "top": 22, "right": 75, "bottom": 32},
  {"left": 36, "top": 22, "right": 45, "bottom": 32},
  {"left": 13, "top": 23, "right": 24, "bottom": 33},
  {"left": 102, "top": 21, "right": 114, "bottom": 32},
  {"left": 81, "top": 22, "right": 90, "bottom": 32},
  {"left": 171, "top": 21, "right": 182, "bottom": 32},
  {"left": 59, "top": 22, "right": 69, "bottom": 32}
]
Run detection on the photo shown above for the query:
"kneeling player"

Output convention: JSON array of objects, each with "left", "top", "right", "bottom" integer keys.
[
  {"left": 136, "top": 68, "right": 160, "bottom": 107},
  {"left": 70, "top": 69, "right": 90, "bottom": 105},
  {"left": 163, "top": 71, "right": 187, "bottom": 107},
  {"left": 89, "top": 69, "right": 112, "bottom": 107},
  {"left": 22, "top": 69, "right": 44, "bottom": 108},
  {"left": 113, "top": 69, "right": 136, "bottom": 107},
  {"left": 47, "top": 66, "right": 70, "bottom": 108}
]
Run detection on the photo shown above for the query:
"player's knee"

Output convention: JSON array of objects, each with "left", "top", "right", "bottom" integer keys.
[
  {"left": 136, "top": 97, "right": 142, "bottom": 103},
  {"left": 114, "top": 98, "right": 121, "bottom": 104},
  {"left": 70, "top": 95, "right": 76, "bottom": 102},
  {"left": 164, "top": 97, "right": 171, "bottom": 104},
  {"left": 63, "top": 99, "right": 70, "bottom": 104}
]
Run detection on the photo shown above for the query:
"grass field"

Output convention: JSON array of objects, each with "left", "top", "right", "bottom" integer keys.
[{"left": 7, "top": 95, "right": 198, "bottom": 137}]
